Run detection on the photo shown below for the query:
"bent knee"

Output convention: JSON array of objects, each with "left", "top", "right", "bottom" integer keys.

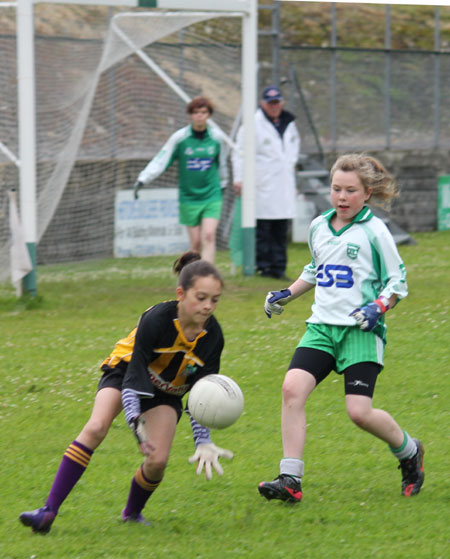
[
  {"left": 82, "top": 418, "right": 111, "bottom": 442},
  {"left": 202, "top": 231, "right": 216, "bottom": 245},
  {"left": 144, "top": 456, "right": 168, "bottom": 478},
  {"left": 282, "top": 377, "right": 299, "bottom": 402},
  {"left": 346, "top": 407, "right": 371, "bottom": 428},
  {"left": 282, "top": 369, "right": 314, "bottom": 403}
]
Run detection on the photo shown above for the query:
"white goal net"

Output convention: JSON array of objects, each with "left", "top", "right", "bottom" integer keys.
[{"left": 0, "top": 5, "right": 242, "bottom": 282}]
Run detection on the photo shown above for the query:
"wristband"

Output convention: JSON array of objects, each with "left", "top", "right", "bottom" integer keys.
[{"left": 374, "top": 296, "right": 390, "bottom": 314}]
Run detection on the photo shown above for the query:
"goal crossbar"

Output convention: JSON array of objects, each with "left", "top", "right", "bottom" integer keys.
[{"left": 29, "top": 0, "right": 252, "bottom": 11}]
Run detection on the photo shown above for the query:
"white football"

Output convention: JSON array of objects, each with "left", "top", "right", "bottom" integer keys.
[{"left": 188, "top": 374, "right": 244, "bottom": 429}]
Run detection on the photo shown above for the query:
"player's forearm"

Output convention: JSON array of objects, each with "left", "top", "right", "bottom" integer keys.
[
  {"left": 287, "top": 277, "right": 315, "bottom": 300},
  {"left": 138, "top": 132, "right": 179, "bottom": 184},
  {"left": 188, "top": 411, "right": 212, "bottom": 447},
  {"left": 380, "top": 293, "right": 397, "bottom": 310},
  {"left": 122, "top": 389, "right": 141, "bottom": 424},
  {"left": 138, "top": 158, "right": 166, "bottom": 185}
]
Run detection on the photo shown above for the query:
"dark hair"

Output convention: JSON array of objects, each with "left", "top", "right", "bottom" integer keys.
[
  {"left": 186, "top": 96, "right": 214, "bottom": 115},
  {"left": 173, "top": 251, "right": 223, "bottom": 290}
]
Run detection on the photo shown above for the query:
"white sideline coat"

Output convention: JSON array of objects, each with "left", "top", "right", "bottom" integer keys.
[{"left": 232, "top": 107, "right": 300, "bottom": 219}]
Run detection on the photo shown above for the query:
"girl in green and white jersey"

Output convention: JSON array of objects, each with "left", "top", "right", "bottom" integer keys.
[
  {"left": 134, "top": 97, "right": 228, "bottom": 264},
  {"left": 259, "top": 154, "right": 424, "bottom": 504}
]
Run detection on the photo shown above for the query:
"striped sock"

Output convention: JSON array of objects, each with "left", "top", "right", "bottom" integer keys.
[
  {"left": 123, "top": 465, "right": 161, "bottom": 517},
  {"left": 389, "top": 431, "right": 417, "bottom": 461},
  {"left": 46, "top": 440, "right": 93, "bottom": 512}
]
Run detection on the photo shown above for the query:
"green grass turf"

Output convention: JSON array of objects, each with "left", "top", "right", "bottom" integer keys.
[{"left": 1, "top": 231, "right": 449, "bottom": 558}]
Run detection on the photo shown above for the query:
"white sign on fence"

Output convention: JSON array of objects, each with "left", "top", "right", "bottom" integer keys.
[{"left": 114, "top": 188, "right": 189, "bottom": 257}]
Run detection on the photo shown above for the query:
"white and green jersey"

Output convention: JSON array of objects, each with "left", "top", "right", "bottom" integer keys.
[
  {"left": 300, "top": 207, "right": 407, "bottom": 337},
  {"left": 138, "top": 124, "right": 228, "bottom": 204}
]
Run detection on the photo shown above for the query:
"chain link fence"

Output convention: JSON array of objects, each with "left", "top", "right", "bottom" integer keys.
[{"left": 257, "top": 45, "right": 450, "bottom": 157}]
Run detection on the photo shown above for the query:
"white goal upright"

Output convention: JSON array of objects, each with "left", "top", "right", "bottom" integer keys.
[{"left": 0, "top": 0, "right": 257, "bottom": 294}]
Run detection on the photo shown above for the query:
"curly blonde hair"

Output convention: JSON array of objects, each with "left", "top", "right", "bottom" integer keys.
[{"left": 330, "top": 154, "right": 399, "bottom": 209}]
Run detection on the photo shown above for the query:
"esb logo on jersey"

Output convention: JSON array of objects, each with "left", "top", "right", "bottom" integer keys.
[
  {"left": 187, "top": 158, "right": 213, "bottom": 171},
  {"left": 316, "top": 264, "right": 354, "bottom": 288}
]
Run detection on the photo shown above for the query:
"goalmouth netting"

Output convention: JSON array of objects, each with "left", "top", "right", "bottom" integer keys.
[{"left": 0, "top": 5, "right": 242, "bottom": 281}]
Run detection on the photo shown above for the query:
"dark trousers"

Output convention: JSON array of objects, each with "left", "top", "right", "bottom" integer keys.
[{"left": 256, "top": 219, "right": 289, "bottom": 277}]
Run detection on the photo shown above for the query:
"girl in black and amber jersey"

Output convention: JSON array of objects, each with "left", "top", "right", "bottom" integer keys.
[{"left": 19, "top": 252, "right": 233, "bottom": 533}]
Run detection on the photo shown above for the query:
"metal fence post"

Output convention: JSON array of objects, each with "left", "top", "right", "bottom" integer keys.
[
  {"left": 330, "top": 2, "right": 337, "bottom": 151},
  {"left": 434, "top": 7, "right": 441, "bottom": 149},
  {"left": 385, "top": 5, "right": 391, "bottom": 150}
]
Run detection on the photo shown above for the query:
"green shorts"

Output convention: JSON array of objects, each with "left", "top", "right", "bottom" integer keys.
[
  {"left": 179, "top": 199, "right": 222, "bottom": 227},
  {"left": 297, "top": 323, "right": 385, "bottom": 373}
]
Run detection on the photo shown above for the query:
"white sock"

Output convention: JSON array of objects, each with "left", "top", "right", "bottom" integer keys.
[
  {"left": 280, "top": 457, "right": 304, "bottom": 479},
  {"left": 390, "top": 431, "right": 417, "bottom": 461}
]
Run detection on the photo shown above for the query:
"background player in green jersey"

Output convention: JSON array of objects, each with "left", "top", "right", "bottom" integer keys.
[
  {"left": 134, "top": 97, "right": 228, "bottom": 264},
  {"left": 19, "top": 252, "right": 233, "bottom": 533},
  {"left": 259, "top": 153, "right": 424, "bottom": 504}
]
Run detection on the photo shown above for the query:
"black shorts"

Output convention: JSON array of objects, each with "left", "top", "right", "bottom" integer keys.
[
  {"left": 97, "top": 366, "right": 125, "bottom": 391},
  {"left": 140, "top": 390, "right": 184, "bottom": 422},
  {"left": 97, "top": 366, "right": 184, "bottom": 422},
  {"left": 289, "top": 347, "right": 381, "bottom": 398}
]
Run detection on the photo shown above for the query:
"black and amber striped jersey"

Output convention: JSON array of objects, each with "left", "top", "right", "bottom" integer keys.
[
  {"left": 100, "top": 329, "right": 137, "bottom": 371},
  {"left": 110, "top": 300, "right": 224, "bottom": 398}
]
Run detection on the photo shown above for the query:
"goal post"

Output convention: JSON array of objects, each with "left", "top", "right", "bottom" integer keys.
[
  {"left": 11, "top": 0, "right": 257, "bottom": 296},
  {"left": 17, "top": 0, "right": 38, "bottom": 295}
]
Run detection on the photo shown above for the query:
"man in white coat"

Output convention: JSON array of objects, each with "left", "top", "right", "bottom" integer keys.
[{"left": 232, "top": 85, "right": 300, "bottom": 280}]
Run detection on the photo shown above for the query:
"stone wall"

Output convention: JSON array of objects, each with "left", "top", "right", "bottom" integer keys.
[{"left": 2, "top": 149, "right": 448, "bottom": 266}]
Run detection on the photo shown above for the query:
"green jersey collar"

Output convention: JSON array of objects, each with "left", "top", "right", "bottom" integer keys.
[{"left": 323, "top": 206, "right": 374, "bottom": 235}]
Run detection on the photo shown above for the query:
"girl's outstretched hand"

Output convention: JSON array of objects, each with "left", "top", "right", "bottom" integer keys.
[{"left": 188, "top": 443, "right": 234, "bottom": 480}]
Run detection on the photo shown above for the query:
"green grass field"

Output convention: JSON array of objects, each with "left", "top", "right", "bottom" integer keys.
[{"left": 1, "top": 232, "right": 449, "bottom": 559}]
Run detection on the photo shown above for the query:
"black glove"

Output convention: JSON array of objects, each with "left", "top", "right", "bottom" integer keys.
[{"left": 133, "top": 180, "right": 143, "bottom": 200}]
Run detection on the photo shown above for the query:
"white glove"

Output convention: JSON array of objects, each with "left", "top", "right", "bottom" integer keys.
[
  {"left": 264, "top": 289, "right": 293, "bottom": 318},
  {"left": 130, "top": 416, "right": 156, "bottom": 456},
  {"left": 188, "top": 443, "right": 234, "bottom": 481}
]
